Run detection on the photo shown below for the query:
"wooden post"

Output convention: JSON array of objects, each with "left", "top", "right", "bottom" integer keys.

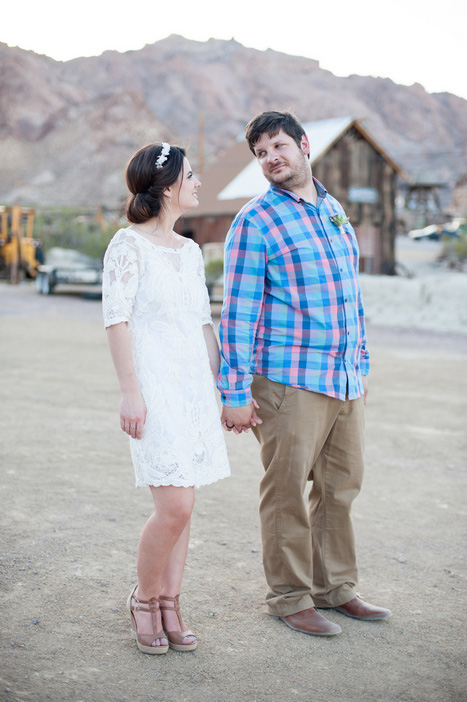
[{"left": 198, "top": 111, "right": 205, "bottom": 176}]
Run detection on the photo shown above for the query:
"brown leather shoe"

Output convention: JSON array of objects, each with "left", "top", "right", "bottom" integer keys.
[
  {"left": 270, "top": 607, "right": 342, "bottom": 636},
  {"left": 333, "top": 596, "right": 392, "bottom": 620}
]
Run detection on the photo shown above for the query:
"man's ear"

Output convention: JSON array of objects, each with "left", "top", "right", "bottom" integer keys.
[{"left": 301, "top": 134, "right": 310, "bottom": 156}]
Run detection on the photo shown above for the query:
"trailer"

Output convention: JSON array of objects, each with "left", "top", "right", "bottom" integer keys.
[{"left": 36, "top": 247, "right": 103, "bottom": 295}]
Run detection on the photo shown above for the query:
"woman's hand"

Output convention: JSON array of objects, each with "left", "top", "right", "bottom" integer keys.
[
  {"left": 106, "top": 323, "right": 146, "bottom": 440},
  {"left": 120, "top": 390, "right": 147, "bottom": 440}
]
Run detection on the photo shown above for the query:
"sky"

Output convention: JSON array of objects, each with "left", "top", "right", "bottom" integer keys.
[{"left": 2, "top": 0, "right": 466, "bottom": 100}]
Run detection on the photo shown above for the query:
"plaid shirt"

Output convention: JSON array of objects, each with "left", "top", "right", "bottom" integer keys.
[{"left": 218, "top": 178, "right": 370, "bottom": 407}]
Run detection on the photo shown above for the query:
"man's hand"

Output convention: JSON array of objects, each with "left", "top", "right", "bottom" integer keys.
[
  {"left": 362, "top": 375, "right": 369, "bottom": 406},
  {"left": 221, "top": 399, "right": 262, "bottom": 435}
]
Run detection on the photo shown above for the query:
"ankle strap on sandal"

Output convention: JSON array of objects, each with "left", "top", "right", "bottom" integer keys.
[
  {"left": 130, "top": 591, "right": 161, "bottom": 614},
  {"left": 159, "top": 594, "right": 180, "bottom": 610}
]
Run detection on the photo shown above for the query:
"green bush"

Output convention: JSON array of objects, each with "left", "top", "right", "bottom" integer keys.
[
  {"left": 34, "top": 208, "right": 121, "bottom": 260},
  {"left": 454, "top": 234, "right": 467, "bottom": 261},
  {"left": 204, "top": 258, "right": 224, "bottom": 284}
]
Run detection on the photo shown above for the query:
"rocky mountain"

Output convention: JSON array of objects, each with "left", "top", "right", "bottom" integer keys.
[{"left": 0, "top": 35, "right": 466, "bottom": 207}]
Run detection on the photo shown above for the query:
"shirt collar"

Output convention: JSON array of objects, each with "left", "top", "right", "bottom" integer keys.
[{"left": 269, "top": 177, "right": 327, "bottom": 204}]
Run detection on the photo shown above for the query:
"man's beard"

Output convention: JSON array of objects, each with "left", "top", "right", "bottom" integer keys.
[{"left": 266, "top": 158, "right": 311, "bottom": 190}]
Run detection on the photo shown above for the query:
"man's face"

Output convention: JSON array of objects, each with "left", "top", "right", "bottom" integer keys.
[{"left": 253, "top": 129, "right": 311, "bottom": 190}]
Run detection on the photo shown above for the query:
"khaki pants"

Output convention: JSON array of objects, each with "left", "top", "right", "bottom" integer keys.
[{"left": 251, "top": 374, "right": 365, "bottom": 616}]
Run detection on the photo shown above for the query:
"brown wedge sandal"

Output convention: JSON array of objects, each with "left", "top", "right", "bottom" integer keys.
[
  {"left": 160, "top": 595, "right": 198, "bottom": 652},
  {"left": 127, "top": 584, "right": 169, "bottom": 655}
]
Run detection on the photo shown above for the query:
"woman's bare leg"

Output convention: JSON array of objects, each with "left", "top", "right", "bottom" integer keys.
[
  {"left": 160, "top": 520, "right": 196, "bottom": 643},
  {"left": 133, "top": 485, "right": 195, "bottom": 645}
]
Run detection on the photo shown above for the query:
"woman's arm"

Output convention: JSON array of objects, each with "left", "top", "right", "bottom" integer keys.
[
  {"left": 106, "top": 322, "right": 146, "bottom": 439},
  {"left": 202, "top": 323, "right": 221, "bottom": 381}
]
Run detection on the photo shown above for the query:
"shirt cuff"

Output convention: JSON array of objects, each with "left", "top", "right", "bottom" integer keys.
[
  {"left": 220, "top": 387, "right": 253, "bottom": 407},
  {"left": 360, "top": 358, "right": 370, "bottom": 376}
]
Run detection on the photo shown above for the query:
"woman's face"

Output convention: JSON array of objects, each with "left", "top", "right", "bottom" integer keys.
[{"left": 174, "top": 158, "right": 201, "bottom": 212}]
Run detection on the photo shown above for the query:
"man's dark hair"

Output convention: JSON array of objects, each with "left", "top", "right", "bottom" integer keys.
[{"left": 245, "top": 111, "right": 307, "bottom": 155}]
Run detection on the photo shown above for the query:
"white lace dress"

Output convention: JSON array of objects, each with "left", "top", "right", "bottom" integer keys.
[{"left": 102, "top": 228, "right": 230, "bottom": 488}]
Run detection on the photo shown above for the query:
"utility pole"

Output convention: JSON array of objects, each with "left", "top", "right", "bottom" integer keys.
[{"left": 198, "top": 111, "right": 205, "bottom": 176}]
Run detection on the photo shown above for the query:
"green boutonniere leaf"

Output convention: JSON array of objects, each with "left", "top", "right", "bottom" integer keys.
[{"left": 330, "top": 213, "right": 350, "bottom": 227}]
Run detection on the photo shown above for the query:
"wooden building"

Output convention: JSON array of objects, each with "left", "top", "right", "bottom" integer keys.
[{"left": 178, "top": 116, "right": 407, "bottom": 275}]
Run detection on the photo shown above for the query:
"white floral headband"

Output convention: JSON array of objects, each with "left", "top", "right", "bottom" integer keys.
[{"left": 155, "top": 142, "right": 171, "bottom": 169}]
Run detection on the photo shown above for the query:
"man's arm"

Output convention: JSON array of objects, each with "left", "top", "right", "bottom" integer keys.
[
  {"left": 218, "top": 214, "right": 266, "bottom": 431},
  {"left": 362, "top": 375, "right": 369, "bottom": 405},
  {"left": 358, "top": 284, "right": 370, "bottom": 405}
]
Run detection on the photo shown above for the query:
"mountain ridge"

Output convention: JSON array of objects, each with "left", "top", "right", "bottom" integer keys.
[{"left": 1, "top": 36, "right": 465, "bottom": 207}]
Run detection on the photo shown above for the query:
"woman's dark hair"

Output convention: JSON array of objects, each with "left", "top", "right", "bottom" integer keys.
[
  {"left": 245, "top": 111, "right": 306, "bottom": 155},
  {"left": 125, "top": 143, "right": 186, "bottom": 223}
]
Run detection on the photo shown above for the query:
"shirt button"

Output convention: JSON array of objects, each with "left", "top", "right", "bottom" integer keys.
[
  {"left": 340, "top": 268, "right": 343, "bottom": 272},
  {"left": 345, "top": 298, "right": 348, "bottom": 302}
]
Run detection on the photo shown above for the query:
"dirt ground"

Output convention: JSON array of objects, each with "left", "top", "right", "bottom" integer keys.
[{"left": 0, "top": 280, "right": 466, "bottom": 702}]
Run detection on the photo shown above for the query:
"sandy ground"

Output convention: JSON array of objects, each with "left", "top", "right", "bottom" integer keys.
[
  {"left": 0, "top": 239, "right": 466, "bottom": 702},
  {"left": 359, "top": 238, "right": 467, "bottom": 335}
]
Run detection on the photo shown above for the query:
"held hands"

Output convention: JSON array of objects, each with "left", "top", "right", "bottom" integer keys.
[
  {"left": 120, "top": 390, "right": 147, "bottom": 440},
  {"left": 221, "top": 399, "right": 262, "bottom": 435}
]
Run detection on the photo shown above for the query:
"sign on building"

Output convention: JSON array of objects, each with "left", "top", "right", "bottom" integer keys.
[{"left": 348, "top": 187, "right": 379, "bottom": 204}]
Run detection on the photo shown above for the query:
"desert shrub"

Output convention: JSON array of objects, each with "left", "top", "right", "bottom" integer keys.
[
  {"left": 34, "top": 208, "right": 121, "bottom": 260},
  {"left": 453, "top": 234, "right": 467, "bottom": 261},
  {"left": 439, "top": 233, "right": 467, "bottom": 268},
  {"left": 204, "top": 258, "right": 224, "bottom": 284}
]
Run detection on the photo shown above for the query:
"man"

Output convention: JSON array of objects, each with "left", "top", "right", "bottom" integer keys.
[{"left": 218, "top": 111, "right": 391, "bottom": 636}]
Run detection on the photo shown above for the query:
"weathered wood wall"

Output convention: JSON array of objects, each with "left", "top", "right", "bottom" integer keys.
[
  {"left": 313, "top": 129, "right": 397, "bottom": 274},
  {"left": 181, "top": 127, "right": 398, "bottom": 274}
]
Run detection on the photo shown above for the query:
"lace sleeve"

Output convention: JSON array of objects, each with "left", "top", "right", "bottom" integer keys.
[
  {"left": 102, "top": 236, "right": 140, "bottom": 328},
  {"left": 197, "top": 245, "right": 213, "bottom": 327}
]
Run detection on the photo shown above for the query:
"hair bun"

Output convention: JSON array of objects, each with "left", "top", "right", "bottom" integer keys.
[{"left": 127, "top": 191, "right": 154, "bottom": 224}]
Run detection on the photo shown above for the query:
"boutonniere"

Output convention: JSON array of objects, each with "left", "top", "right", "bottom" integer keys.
[{"left": 330, "top": 213, "right": 350, "bottom": 227}]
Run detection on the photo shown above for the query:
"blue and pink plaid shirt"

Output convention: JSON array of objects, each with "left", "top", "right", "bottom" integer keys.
[{"left": 218, "top": 178, "right": 370, "bottom": 407}]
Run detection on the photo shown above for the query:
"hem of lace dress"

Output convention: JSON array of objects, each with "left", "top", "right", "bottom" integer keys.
[{"left": 134, "top": 470, "right": 231, "bottom": 489}]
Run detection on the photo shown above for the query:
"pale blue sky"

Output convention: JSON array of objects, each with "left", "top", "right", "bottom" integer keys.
[{"left": 3, "top": 0, "right": 466, "bottom": 99}]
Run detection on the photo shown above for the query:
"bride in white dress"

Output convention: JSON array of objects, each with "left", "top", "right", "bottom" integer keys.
[{"left": 102, "top": 142, "right": 230, "bottom": 655}]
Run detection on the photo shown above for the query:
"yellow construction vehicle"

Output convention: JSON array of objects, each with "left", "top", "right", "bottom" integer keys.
[{"left": 0, "top": 205, "right": 43, "bottom": 283}]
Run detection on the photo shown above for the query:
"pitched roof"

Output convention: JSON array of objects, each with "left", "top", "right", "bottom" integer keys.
[{"left": 192, "top": 116, "right": 406, "bottom": 218}]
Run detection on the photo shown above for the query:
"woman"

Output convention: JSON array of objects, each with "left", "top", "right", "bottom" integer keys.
[{"left": 102, "top": 143, "right": 230, "bottom": 655}]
